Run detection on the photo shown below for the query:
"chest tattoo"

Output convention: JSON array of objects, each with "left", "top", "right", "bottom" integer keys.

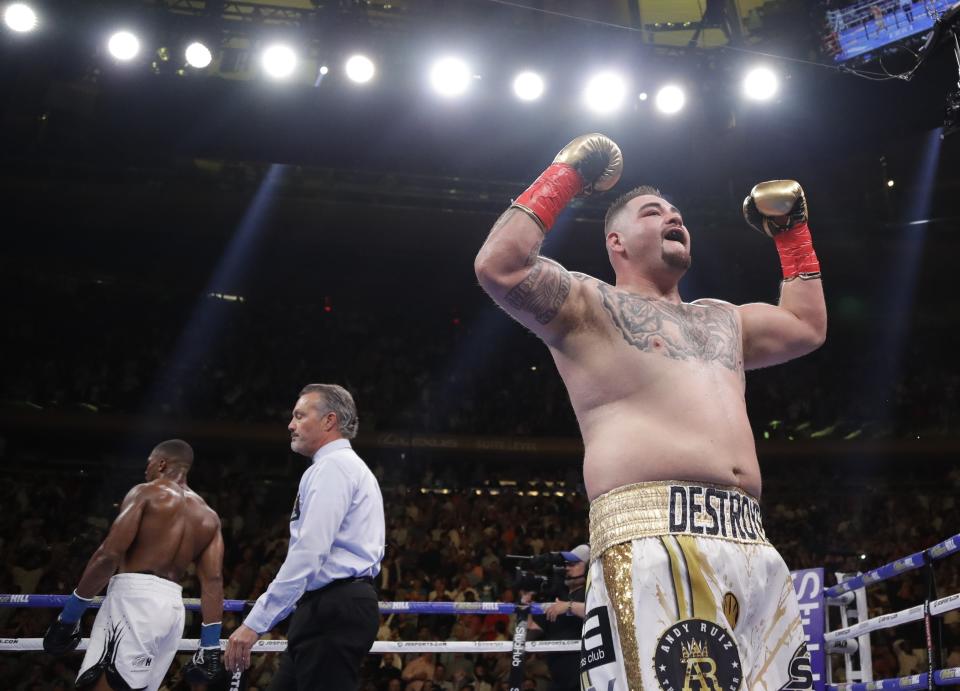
[{"left": 597, "top": 284, "right": 742, "bottom": 371}]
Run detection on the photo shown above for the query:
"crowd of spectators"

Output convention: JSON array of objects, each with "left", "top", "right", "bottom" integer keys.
[
  {"left": 1, "top": 449, "right": 958, "bottom": 690},
  {"left": 2, "top": 221, "right": 958, "bottom": 688},
  {"left": 2, "top": 272, "right": 957, "bottom": 442}
]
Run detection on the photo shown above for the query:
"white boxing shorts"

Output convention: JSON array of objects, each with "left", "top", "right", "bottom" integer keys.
[
  {"left": 580, "top": 481, "right": 812, "bottom": 691},
  {"left": 76, "top": 573, "right": 185, "bottom": 691}
]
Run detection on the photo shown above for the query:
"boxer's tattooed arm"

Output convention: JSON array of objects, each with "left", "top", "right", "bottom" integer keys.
[
  {"left": 505, "top": 258, "right": 572, "bottom": 325},
  {"left": 598, "top": 285, "right": 741, "bottom": 370}
]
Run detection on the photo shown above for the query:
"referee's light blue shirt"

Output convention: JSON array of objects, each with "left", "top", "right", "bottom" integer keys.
[{"left": 244, "top": 439, "right": 385, "bottom": 634}]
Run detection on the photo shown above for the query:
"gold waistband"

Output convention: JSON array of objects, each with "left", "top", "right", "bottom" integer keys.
[{"left": 589, "top": 481, "right": 768, "bottom": 558}]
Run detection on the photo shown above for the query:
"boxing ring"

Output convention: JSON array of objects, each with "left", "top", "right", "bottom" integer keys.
[
  {"left": 823, "top": 532, "right": 960, "bottom": 691},
  {"left": 1, "top": 531, "right": 958, "bottom": 690}
]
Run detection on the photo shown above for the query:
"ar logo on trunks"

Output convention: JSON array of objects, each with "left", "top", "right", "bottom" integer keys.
[
  {"left": 580, "top": 606, "right": 617, "bottom": 672},
  {"left": 291, "top": 493, "right": 301, "bottom": 521},
  {"left": 654, "top": 618, "right": 741, "bottom": 691},
  {"left": 777, "top": 643, "right": 812, "bottom": 691}
]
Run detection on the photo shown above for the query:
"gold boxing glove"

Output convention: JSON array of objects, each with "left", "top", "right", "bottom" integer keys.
[
  {"left": 742, "top": 180, "right": 820, "bottom": 280},
  {"left": 512, "top": 134, "right": 623, "bottom": 232},
  {"left": 742, "top": 180, "right": 808, "bottom": 237}
]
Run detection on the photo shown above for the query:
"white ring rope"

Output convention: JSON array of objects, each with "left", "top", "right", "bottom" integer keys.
[
  {"left": 0, "top": 638, "right": 581, "bottom": 653},
  {"left": 823, "top": 591, "right": 960, "bottom": 645}
]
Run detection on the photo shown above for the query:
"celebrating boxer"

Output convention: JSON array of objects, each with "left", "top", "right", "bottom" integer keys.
[
  {"left": 43, "top": 439, "right": 225, "bottom": 690},
  {"left": 474, "top": 135, "right": 825, "bottom": 691}
]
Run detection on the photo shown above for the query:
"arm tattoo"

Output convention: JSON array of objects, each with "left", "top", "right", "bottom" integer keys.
[
  {"left": 598, "top": 285, "right": 742, "bottom": 371},
  {"left": 505, "top": 259, "right": 572, "bottom": 325}
]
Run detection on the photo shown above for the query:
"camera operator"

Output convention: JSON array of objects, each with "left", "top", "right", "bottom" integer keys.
[{"left": 520, "top": 544, "right": 588, "bottom": 691}]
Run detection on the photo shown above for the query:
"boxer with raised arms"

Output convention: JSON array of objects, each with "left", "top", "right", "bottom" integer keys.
[{"left": 475, "top": 134, "right": 825, "bottom": 691}]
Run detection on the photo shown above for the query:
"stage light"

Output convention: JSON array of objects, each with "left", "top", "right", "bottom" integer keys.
[
  {"left": 319, "top": 65, "right": 329, "bottom": 75},
  {"left": 185, "top": 42, "right": 212, "bottom": 69},
  {"left": 513, "top": 71, "right": 544, "bottom": 101},
  {"left": 430, "top": 57, "right": 471, "bottom": 97},
  {"left": 3, "top": 3, "right": 37, "bottom": 33},
  {"left": 743, "top": 66, "right": 779, "bottom": 101},
  {"left": 261, "top": 43, "right": 297, "bottom": 80},
  {"left": 584, "top": 72, "right": 627, "bottom": 114},
  {"left": 638, "top": 92, "right": 648, "bottom": 101},
  {"left": 108, "top": 31, "right": 141, "bottom": 61},
  {"left": 887, "top": 179, "right": 896, "bottom": 188},
  {"left": 345, "top": 54, "right": 375, "bottom": 84},
  {"left": 655, "top": 84, "right": 685, "bottom": 115}
]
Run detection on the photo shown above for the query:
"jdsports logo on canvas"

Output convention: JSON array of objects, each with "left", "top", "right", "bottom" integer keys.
[{"left": 654, "top": 618, "right": 742, "bottom": 691}]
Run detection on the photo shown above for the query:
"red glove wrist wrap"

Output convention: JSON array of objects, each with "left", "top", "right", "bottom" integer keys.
[
  {"left": 773, "top": 222, "right": 820, "bottom": 280},
  {"left": 512, "top": 163, "right": 585, "bottom": 232}
]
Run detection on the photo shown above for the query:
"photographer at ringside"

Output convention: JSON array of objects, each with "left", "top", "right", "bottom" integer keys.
[{"left": 519, "top": 544, "right": 588, "bottom": 691}]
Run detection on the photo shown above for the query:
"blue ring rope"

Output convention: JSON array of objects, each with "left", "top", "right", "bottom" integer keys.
[{"left": 0, "top": 594, "right": 548, "bottom": 615}]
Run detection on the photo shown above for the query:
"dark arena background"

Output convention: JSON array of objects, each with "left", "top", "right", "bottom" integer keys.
[{"left": 2, "top": 0, "right": 960, "bottom": 689}]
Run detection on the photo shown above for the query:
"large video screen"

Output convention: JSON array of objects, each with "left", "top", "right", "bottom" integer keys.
[{"left": 824, "top": 0, "right": 956, "bottom": 63}]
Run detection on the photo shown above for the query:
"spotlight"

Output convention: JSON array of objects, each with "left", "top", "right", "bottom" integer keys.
[
  {"left": 430, "top": 57, "right": 471, "bottom": 97},
  {"left": 743, "top": 66, "right": 779, "bottom": 101},
  {"left": 319, "top": 65, "right": 329, "bottom": 75},
  {"left": 3, "top": 2, "right": 37, "bottom": 33},
  {"left": 107, "top": 31, "right": 141, "bottom": 61},
  {"left": 655, "top": 84, "right": 685, "bottom": 115},
  {"left": 584, "top": 71, "right": 627, "bottom": 114},
  {"left": 887, "top": 179, "right": 895, "bottom": 188},
  {"left": 512, "top": 71, "right": 544, "bottom": 101},
  {"left": 638, "top": 92, "right": 648, "bottom": 101},
  {"left": 185, "top": 41, "right": 212, "bottom": 69},
  {"left": 261, "top": 43, "right": 298, "bottom": 80},
  {"left": 345, "top": 54, "right": 375, "bottom": 84}
]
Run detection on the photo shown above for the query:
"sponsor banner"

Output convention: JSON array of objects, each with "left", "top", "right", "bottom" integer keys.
[{"left": 792, "top": 568, "right": 825, "bottom": 691}]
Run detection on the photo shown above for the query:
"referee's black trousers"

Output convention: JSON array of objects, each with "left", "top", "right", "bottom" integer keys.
[{"left": 269, "top": 578, "right": 379, "bottom": 691}]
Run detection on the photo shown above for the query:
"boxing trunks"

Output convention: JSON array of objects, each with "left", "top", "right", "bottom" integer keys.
[
  {"left": 580, "top": 481, "right": 812, "bottom": 691},
  {"left": 77, "top": 573, "right": 185, "bottom": 691}
]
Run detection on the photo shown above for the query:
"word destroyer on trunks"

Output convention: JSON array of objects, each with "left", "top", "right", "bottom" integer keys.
[{"left": 668, "top": 485, "right": 767, "bottom": 542}]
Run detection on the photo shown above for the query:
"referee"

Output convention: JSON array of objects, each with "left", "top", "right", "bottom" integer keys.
[{"left": 226, "top": 384, "right": 386, "bottom": 690}]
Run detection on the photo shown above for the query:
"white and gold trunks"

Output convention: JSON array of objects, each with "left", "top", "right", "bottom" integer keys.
[{"left": 580, "top": 481, "right": 812, "bottom": 691}]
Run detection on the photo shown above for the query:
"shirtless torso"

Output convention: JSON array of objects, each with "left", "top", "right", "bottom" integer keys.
[
  {"left": 69, "top": 444, "right": 225, "bottom": 633},
  {"left": 553, "top": 276, "right": 759, "bottom": 499},
  {"left": 117, "top": 477, "right": 222, "bottom": 581},
  {"left": 476, "top": 152, "right": 825, "bottom": 503}
]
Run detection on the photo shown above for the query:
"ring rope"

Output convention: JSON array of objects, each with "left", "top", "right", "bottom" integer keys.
[
  {"left": 825, "top": 533, "right": 960, "bottom": 599},
  {"left": 823, "top": 591, "right": 960, "bottom": 645},
  {"left": 0, "top": 595, "right": 548, "bottom": 616},
  {"left": 0, "top": 638, "right": 581, "bottom": 654},
  {"left": 827, "top": 668, "right": 960, "bottom": 691}
]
